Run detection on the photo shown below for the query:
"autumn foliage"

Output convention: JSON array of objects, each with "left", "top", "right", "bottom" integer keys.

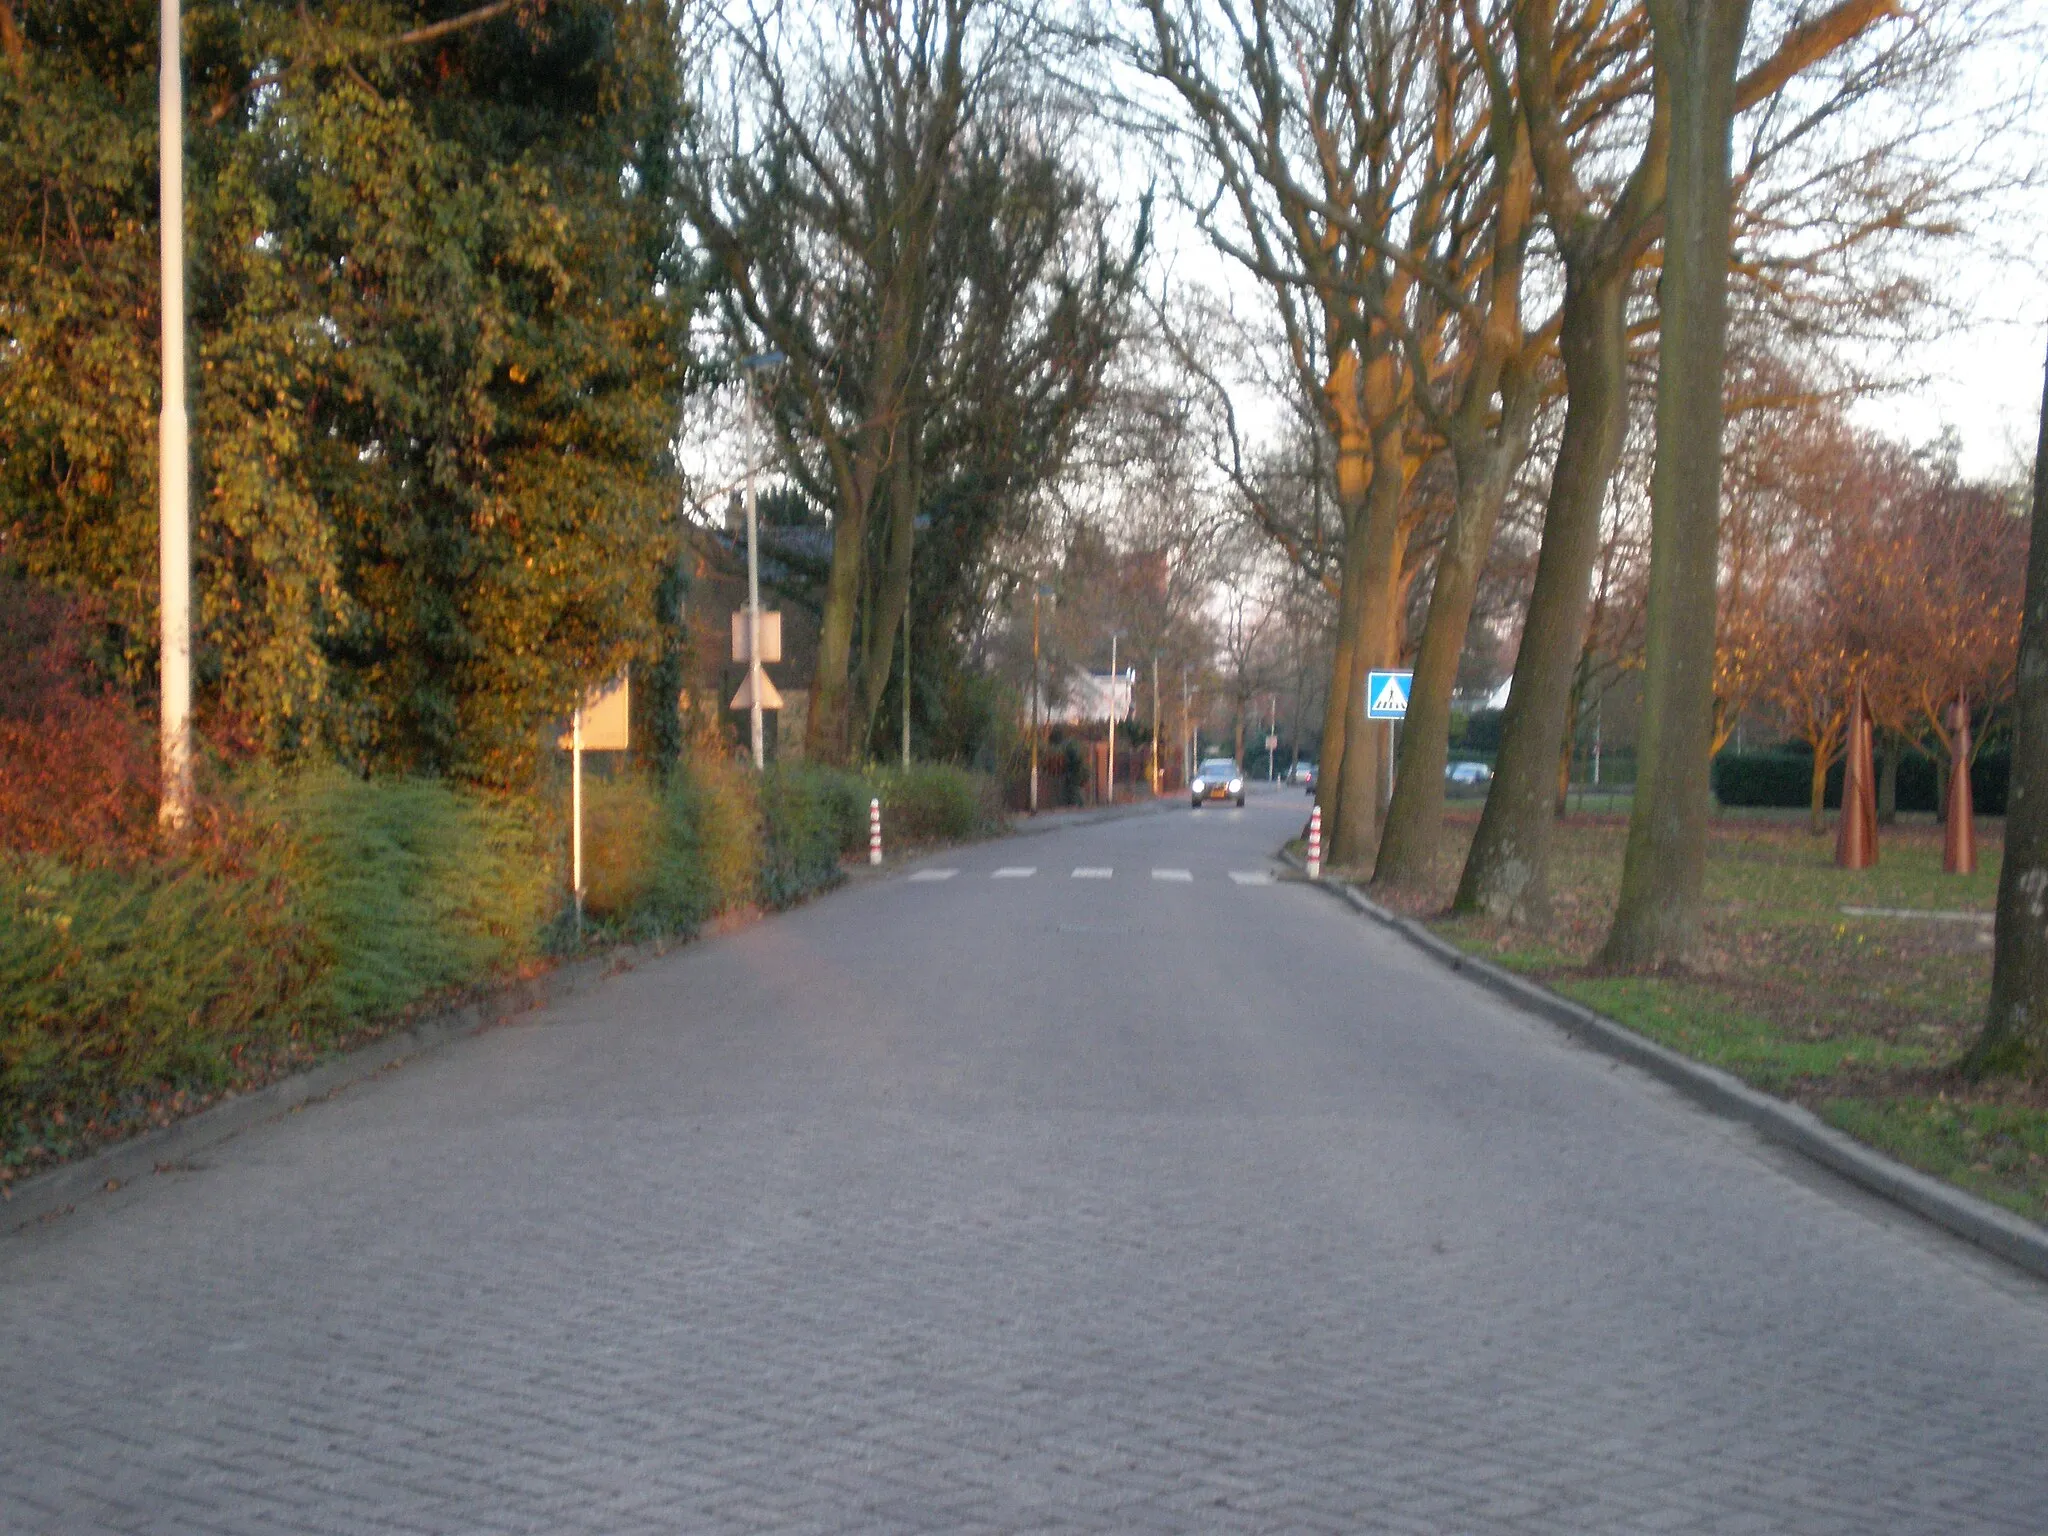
[
  {"left": 1732, "top": 414, "right": 2027, "bottom": 828},
  {"left": 0, "top": 579, "right": 157, "bottom": 861}
]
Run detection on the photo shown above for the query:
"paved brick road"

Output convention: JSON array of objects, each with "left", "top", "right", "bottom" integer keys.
[{"left": 5, "top": 791, "right": 2047, "bottom": 1533}]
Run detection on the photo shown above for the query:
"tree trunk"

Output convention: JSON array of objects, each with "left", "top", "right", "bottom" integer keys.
[
  {"left": 1314, "top": 504, "right": 1365, "bottom": 846},
  {"left": 1373, "top": 388, "right": 1536, "bottom": 889},
  {"left": 1313, "top": 365, "right": 1375, "bottom": 859},
  {"left": 855, "top": 438, "right": 921, "bottom": 755},
  {"left": 1876, "top": 734, "right": 1899, "bottom": 824},
  {"left": 1809, "top": 750, "right": 1830, "bottom": 836},
  {"left": 806, "top": 501, "right": 868, "bottom": 764},
  {"left": 1968, "top": 335, "right": 2048, "bottom": 1075},
  {"left": 1601, "top": 0, "right": 1750, "bottom": 969},
  {"left": 1330, "top": 391, "right": 1408, "bottom": 869},
  {"left": 1453, "top": 270, "right": 1629, "bottom": 923}
]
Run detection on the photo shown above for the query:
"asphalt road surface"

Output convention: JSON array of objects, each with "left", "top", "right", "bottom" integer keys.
[{"left": 6, "top": 786, "right": 2048, "bottom": 1534}]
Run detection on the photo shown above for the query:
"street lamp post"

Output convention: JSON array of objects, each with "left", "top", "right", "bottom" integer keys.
[
  {"left": 158, "top": 0, "right": 192, "bottom": 828},
  {"left": 1151, "top": 654, "right": 1161, "bottom": 796},
  {"left": 1107, "top": 632, "right": 1123, "bottom": 806},
  {"left": 1029, "top": 584, "right": 1052, "bottom": 812},
  {"left": 739, "top": 350, "right": 785, "bottom": 770},
  {"left": 1181, "top": 665, "right": 1190, "bottom": 786}
]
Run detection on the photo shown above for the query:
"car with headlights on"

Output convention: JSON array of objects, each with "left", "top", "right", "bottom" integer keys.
[{"left": 1191, "top": 758, "right": 1246, "bottom": 808}]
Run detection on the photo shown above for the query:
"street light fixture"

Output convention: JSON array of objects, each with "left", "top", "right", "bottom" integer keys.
[{"left": 739, "top": 350, "right": 786, "bottom": 770}]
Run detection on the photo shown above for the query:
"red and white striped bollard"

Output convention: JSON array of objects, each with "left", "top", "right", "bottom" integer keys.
[
  {"left": 869, "top": 797, "right": 883, "bottom": 866},
  {"left": 1306, "top": 803, "right": 1322, "bottom": 880}
]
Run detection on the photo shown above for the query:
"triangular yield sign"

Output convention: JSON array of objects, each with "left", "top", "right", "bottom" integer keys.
[
  {"left": 1372, "top": 677, "right": 1407, "bottom": 713},
  {"left": 730, "top": 671, "right": 784, "bottom": 710}
]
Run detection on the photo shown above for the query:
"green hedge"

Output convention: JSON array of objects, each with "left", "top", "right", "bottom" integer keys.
[
  {"left": 871, "top": 763, "right": 1007, "bottom": 845},
  {"left": 1712, "top": 748, "right": 2011, "bottom": 814},
  {"left": 3, "top": 756, "right": 1004, "bottom": 1184},
  {"left": 1, "top": 848, "right": 320, "bottom": 1157},
  {"left": 275, "top": 770, "right": 553, "bottom": 1025},
  {"left": 1711, "top": 752, "right": 1830, "bottom": 809}
]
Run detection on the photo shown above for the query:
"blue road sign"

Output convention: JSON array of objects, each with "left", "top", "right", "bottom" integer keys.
[{"left": 1366, "top": 669, "right": 1413, "bottom": 719}]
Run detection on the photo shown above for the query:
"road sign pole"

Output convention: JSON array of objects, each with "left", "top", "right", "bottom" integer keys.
[
  {"left": 571, "top": 704, "right": 585, "bottom": 934},
  {"left": 1029, "top": 591, "right": 1040, "bottom": 813},
  {"left": 1386, "top": 720, "right": 1395, "bottom": 813},
  {"left": 744, "top": 381, "right": 764, "bottom": 771},
  {"left": 1107, "top": 634, "right": 1118, "bottom": 806}
]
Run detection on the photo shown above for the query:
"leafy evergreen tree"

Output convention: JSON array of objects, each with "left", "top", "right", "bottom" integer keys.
[{"left": 1, "top": 1, "right": 696, "bottom": 783}]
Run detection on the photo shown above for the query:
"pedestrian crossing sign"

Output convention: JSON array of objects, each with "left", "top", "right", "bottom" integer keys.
[{"left": 1366, "top": 669, "right": 1413, "bottom": 719}]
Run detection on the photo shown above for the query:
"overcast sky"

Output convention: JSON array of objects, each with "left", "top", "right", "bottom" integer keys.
[{"left": 1847, "top": 13, "right": 2048, "bottom": 480}]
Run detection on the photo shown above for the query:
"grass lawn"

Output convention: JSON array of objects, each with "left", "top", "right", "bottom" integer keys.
[{"left": 1359, "top": 809, "right": 2048, "bottom": 1225}]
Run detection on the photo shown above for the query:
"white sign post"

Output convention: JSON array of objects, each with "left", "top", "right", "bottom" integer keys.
[
  {"left": 1366, "top": 669, "right": 1412, "bottom": 809},
  {"left": 557, "top": 674, "right": 630, "bottom": 933}
]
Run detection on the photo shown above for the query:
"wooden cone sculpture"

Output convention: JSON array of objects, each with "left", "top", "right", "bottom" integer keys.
[
  {"left": 1835, "top": 681, "right": 1878, "bottom": 870},
  {"left": 1945, "top": 692, "right": 1977, "bottom": 875}
]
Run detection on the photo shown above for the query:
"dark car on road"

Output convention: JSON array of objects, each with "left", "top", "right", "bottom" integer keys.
[{"left": 1192, "top": 758, "right": 1246, "bottom": 808}]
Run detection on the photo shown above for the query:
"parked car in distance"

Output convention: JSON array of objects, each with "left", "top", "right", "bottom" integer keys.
[
  {"left": 1191, "top": 758, "right": 1246, "bottom": 808},
  {"left": 1446, "top": 760, "right": 1493, "bottom": 787},
  {"left": 1287, "top": 760, "right": 1316, "bottom": 791}
]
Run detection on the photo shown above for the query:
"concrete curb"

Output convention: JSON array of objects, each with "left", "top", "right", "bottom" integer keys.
[
  {"left": 1005, "top": 796, "right": 1177, "bottom": 839},
  {"left": 3, "top": 938, "right": 683, "bottom": 1236},
  {"left": 1280, "top": 847, "right": 2048, "bottom": 1284}
]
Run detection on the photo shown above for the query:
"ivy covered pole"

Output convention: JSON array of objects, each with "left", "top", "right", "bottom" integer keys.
[{"left": 157, "top": 0, "right": 192, "bottom": 827}]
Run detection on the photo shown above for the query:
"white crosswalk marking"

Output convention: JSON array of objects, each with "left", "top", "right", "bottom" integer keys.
[
  {"left": 992, "top": 867, "right": 1036, "bottom": 879},
  {"left": 1229, "top": 871, "right": 1274, "bottom": 886},
  {"left": 1151, "top": 868, "right": 1193, "bottom": 882},
  {"left": 1072, "top": 867, "right": 1113, "bottom": 879},
  {"left": 907, "top": 869, "right": 958, "bottom": 882}
]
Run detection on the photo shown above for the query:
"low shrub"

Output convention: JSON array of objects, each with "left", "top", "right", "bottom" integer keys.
[
  {"left": 3, "top": 750, "right": 1005, "bottom": 1184},
  {"left": 580, "top": 772, "right": 665, "bottom": 924},
  {"left": 873, "top": 763, "right": 1005, "bottom": 844},
  {"left": 1, "top": 844, "right": 320, "bottom": 1168},
  {"left": 758, "top": 763, "right": 866, "bottom": 908},
  {"left": 678, "top": 753, "right": 763, "bottom": 915},
  {"left": 269, "top": 769, "right": 552, "bottom": 1027},
  {"left": 0, "top": 579, "right": 158, "bottom": 861}
]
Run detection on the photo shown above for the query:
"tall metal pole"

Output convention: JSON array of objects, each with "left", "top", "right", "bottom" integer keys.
[
  {"left": 901, "top": 580, "right": 912, "bottom": 769},
  {"left": 1181, "top": 665, "right": 1190, "bottom": 784},
  {"left": 1029, "top": 590, "right": 1041, "bottom": 812},
  {"left": 1151, "top": 654, "right": 1160, "bottom": 795},
  {"left": 571, "top": 704, "right": 585, "bottom": 933},
  {"left": 158, "top": 0, "right": 192, "bottom": 828},
  {"left": 1107, "top": 633, "right": 1118, "bottom": 805},
  {"left": 744, "top": 379, "right": 764, "bottom": 770}
]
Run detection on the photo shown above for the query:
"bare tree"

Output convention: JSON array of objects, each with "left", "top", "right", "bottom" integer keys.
[
  {"left": 1123, "top": 0, "right": 1473, "bottom": 867},
  {"left": 1969, "top": 335, "right": 2048, "bottom": 1078},
  {"left": 1375, "top": 0, "right": 1550, "bottom": 887},
  {"left": 1600, "top": 0, "right": 1756, "bottom": 968},
  {"left": 1456, "top": 0, "right": 1910, "bottom": 928}
]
